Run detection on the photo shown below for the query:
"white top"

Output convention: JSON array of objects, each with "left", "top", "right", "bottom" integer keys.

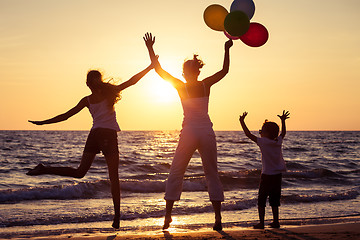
[
  {"left": 180, "top": 83, "right": 213, "bottom": 128},
  {"left": 256, "top": 136, "right": 286, "bottom": 175},
  {"left": 87, "top": 97, "right": 120, "bottom": 131}
]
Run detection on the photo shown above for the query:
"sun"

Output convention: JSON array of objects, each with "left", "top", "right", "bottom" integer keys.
[{"left": 146, "top": 74, "right": 179, "bottom": 103}]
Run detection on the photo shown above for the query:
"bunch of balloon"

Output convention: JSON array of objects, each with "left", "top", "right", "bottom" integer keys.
[{"left": 203, "top": 0, "right": 268, "bottom": 47}]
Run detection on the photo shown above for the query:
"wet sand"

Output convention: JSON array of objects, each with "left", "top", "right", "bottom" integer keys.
[{"left": 31, "top": 221, "right": 360, "bottom": 240}]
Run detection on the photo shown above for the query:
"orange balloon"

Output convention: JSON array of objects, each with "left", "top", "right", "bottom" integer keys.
[{"left": 203, "top": 4, "right": 229, "bottom": 31}]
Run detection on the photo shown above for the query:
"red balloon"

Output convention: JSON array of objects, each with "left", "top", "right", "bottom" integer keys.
[{"left": 240, "top": 22, "right": 269, "bottom": 47}]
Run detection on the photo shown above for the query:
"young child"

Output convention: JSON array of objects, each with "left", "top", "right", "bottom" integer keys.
[
  {"left": 27, "top": 63, "right": 153, "bottom": 229},
  {"left": 239, "top": 110, "right": 290, "bottom": 229}
]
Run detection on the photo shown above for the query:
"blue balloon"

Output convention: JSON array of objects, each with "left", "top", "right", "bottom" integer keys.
[{"left": 230, "top": 0, "right": 255, "bottom": 20}]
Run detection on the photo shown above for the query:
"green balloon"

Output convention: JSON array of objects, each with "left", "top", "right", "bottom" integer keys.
[{"left": 224, "top": 11, "right": 250, "bottom": 37}]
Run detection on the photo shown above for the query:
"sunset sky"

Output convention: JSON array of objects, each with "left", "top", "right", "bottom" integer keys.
[{"left": 1, "top": 0, "right": 359, "bottom": 131}]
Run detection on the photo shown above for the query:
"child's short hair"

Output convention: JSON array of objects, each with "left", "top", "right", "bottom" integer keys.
[{"left": 262, "top": 120, "right": 279, "bottom": 140}]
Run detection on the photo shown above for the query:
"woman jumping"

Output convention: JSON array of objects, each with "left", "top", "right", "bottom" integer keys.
[{"left": 144, "top": 32, "right": 233, "bottom": 231}]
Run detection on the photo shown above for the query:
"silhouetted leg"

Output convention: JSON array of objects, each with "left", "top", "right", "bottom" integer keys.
[
  {"left": 165, "top": 130, "right": 197, "bottom": 201},
  {"left": 269, "top": 206, "right": 280, "bottom": 228},
  {"left": 211, "top": 201, "right": 222, "bottom": 231},
  {"left": 163, "top": 129, "right": 197, "bottom": 229},
  {"left": 197, "top": 129, "right": 224, "bottom": 230},
  {"left": 254, "top": 206, "right": 265, "bottom": 229},
  {"left": 198, "top": 133, "right": 224, "bottom": 202},
  {"left": 27, "top": 152, "right": 96, "bottom": 178},
  {"left": 105, "top": 153, "right": 120, "bottom": 229},
  {"left": 269, "top": 174, "right": 281, "bottom": 228},
  {"left": 163, "top": 200, "right": 174, "bottom": 230}
]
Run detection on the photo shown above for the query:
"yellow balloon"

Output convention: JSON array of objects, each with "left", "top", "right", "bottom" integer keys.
[{"left": 203, "top": 4, "right": 229, "bottom": 31}]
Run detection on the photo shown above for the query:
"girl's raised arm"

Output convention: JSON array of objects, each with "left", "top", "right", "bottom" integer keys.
[
  {"left": 203, "top": 39, "right": 233, "bottom": 87},
  {"left": 29, "top": 97, "right": 88, "bottom": 125},
  {"left": 143, "top": 32, "right": 184, "bottom": 89},
  {"left": 115, "top": 63, "right": 154, "bottom": 92}
]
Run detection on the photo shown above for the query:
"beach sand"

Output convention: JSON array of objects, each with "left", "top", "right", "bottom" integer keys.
[{"left": 24, "top": 216, "right": 359, "bottom": 240}]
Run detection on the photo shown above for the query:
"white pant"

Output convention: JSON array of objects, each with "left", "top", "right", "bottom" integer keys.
[{"left": 164, "top": 127, "right": 224, "bottom": 201}]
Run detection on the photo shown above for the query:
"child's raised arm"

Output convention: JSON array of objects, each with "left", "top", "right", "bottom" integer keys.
[
  {"left": 28, "top": 97, "right": 88, "bottom": 125},
  {"left": 143, "top": 32, "right": 184, "bottom": 89},
  {"left": 239, "top": 112, "right": 257, "bottom": 142},
  {"left": 203, "top": 39, "right": 233, "bottom": 87},
  {"left": 277, "top": 110, "right": 290, "bottom": 139}
]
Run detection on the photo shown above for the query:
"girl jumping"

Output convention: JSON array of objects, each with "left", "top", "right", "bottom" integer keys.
[{"left": 27, "top": 63, "right": 153, "bottom": 229}]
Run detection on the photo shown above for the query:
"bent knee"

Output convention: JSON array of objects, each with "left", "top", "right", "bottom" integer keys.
[{"left": 74, "top": 169, "right": 87, "bottom": 178}]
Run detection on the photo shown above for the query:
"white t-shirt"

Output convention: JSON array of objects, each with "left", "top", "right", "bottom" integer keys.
[{"left": 256, "top": 136, "right": 286, "bottom": 175}]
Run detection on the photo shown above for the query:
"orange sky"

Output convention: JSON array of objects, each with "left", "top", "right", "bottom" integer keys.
[{"left": 1, "top": 0, "right": 359, "bottom": 131}]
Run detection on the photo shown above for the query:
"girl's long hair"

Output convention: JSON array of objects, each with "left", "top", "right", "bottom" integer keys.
[{"left": 86, "top": 70, "right": 121, "bottom": 107}]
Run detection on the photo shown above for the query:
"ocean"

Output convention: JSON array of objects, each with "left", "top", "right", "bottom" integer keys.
[{"left": 0, "top": 130, "right": 359, "bottom": 238}]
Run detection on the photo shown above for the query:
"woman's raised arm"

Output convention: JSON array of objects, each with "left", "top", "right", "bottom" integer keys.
[
  {"left": 203, "top": 39, "right": 233, "bottom": 87},
  {"left": 143, "top": 32, "right": 184, "bottom": 89}
]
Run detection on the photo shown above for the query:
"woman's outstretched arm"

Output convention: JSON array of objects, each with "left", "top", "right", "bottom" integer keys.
[
  {"left": 115, "top": 63, "right": 154, "bottom": 92},
  {"left": 203, "top": 39, "right": 233, "bottom": 87},
  {"left": 28, "top": 97, "right": 88, "bottom": 125},
  {"left": 143, "top": 32, "right": 184, "bottom": 89}
]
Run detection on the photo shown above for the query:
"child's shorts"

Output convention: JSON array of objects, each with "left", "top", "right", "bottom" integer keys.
[
  {"left": 84, "top": 128, "right": 119, "bottom": 156},
  {"left": 258, "top": 173, "right": 282, "bottom": 207}
]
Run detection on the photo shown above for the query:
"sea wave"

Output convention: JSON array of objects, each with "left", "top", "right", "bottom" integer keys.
[
  {"left": 0, "top": 180, "right": 109, "bottom": 203},
  {"left": 1, "top": 166, "right": 355, "bottom": 203},
  {"left": 2, "top": 187, "right": 358, "bottom": 228},
  {"left": 282, "top": 188, "right": 359, "bottom": 203},
  {"left": 284, "top": 168, "right": 341, "bottom": 179}
]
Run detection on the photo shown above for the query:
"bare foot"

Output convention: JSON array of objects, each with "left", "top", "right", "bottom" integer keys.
[
  {"left": 163, "top": 216, "right": 172, "bottom": 230},
  {"left": 213, "top": 220, "right": 222, "bottom": 231},
  {"left": 253, "top": 222, "right": 264, "bottom": 229},
  {"left": 269, "top": 222, "right": 280, "bottom": 228},
  {"left": 112, "top": 215, "right": 120, "bottom": 229},
  {"left": 26, "top": 163, "right": 45, "bottom": 176}
]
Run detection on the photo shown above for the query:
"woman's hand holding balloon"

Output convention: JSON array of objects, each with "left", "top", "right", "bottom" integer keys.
[{"left": 225, "top": 39, "right": 233, "bottom": 50}]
